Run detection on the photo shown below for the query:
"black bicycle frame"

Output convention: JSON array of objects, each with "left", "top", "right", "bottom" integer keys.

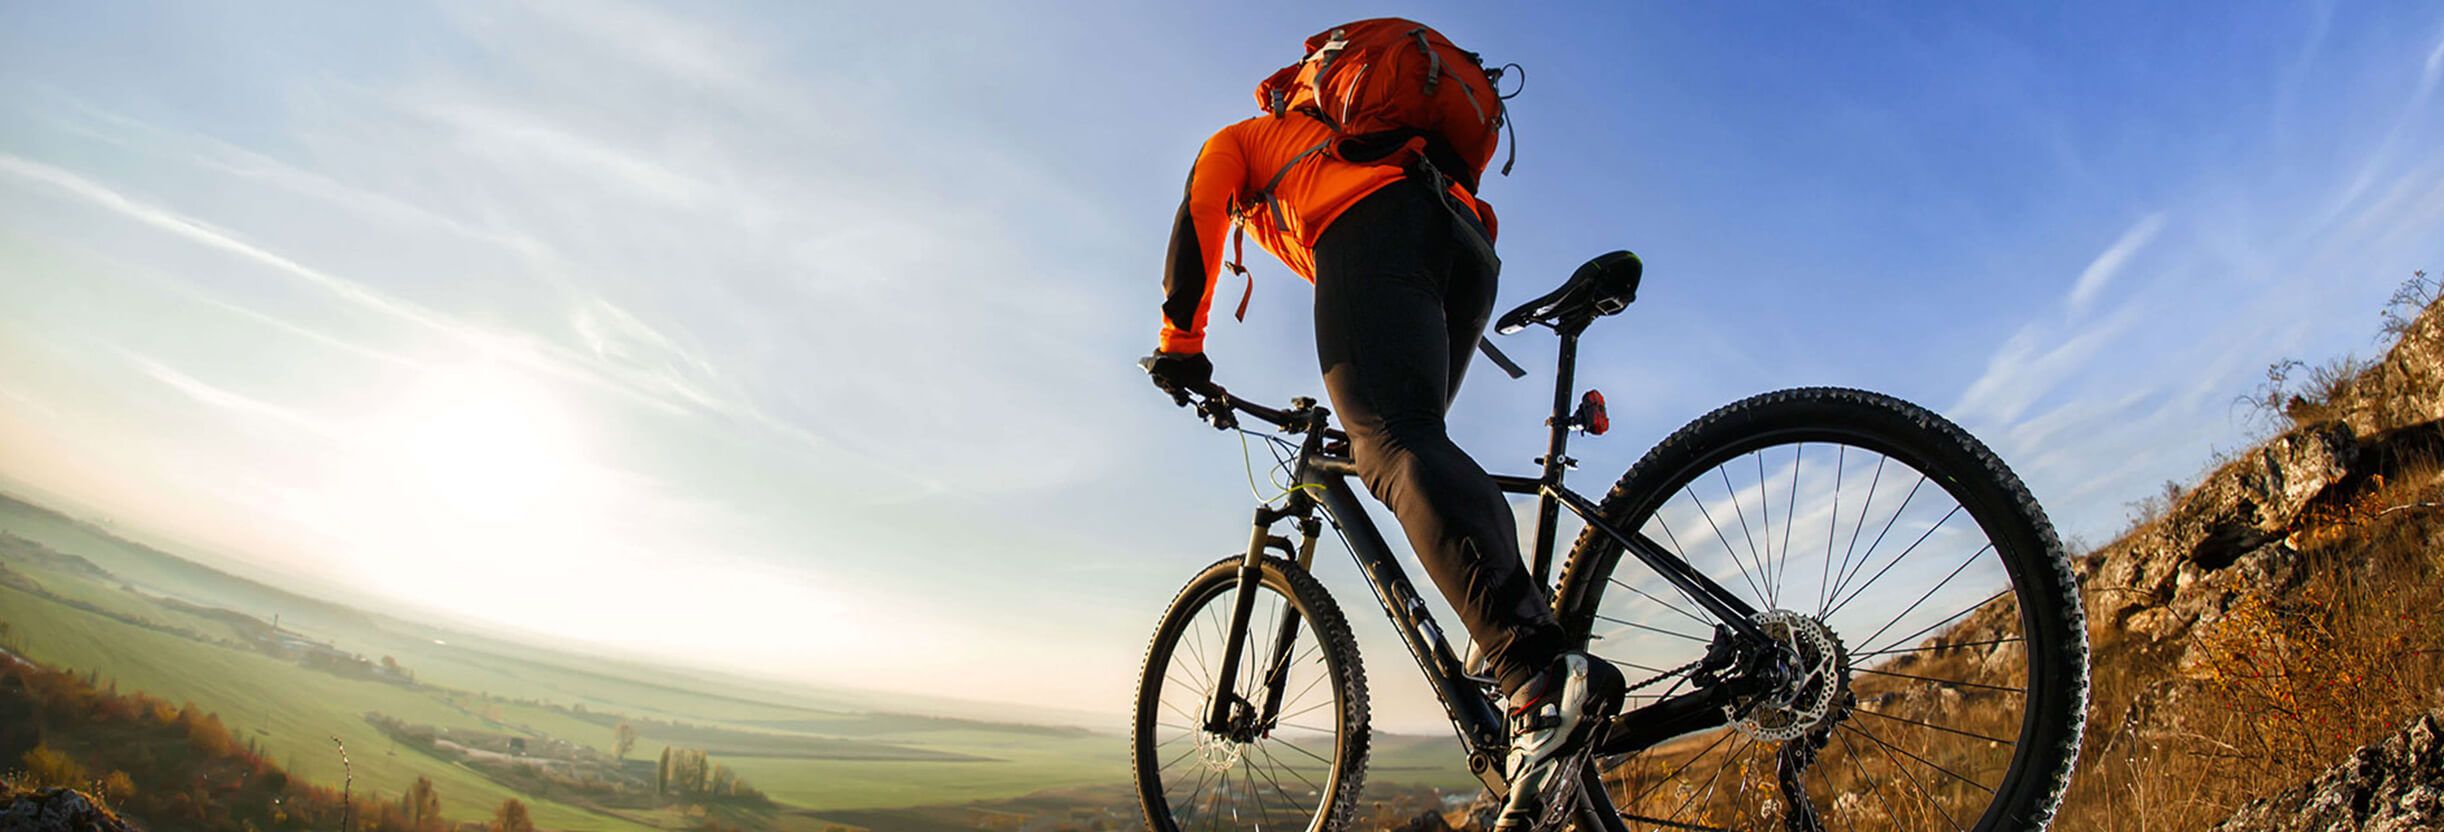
[{"left": 1200, "top": 326, "right": 1776, "bottom": 796}]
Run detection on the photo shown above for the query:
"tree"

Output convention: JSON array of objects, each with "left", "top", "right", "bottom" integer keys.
[
  {"left": 613, "top": 719, "right": 638, "bottom": 760},
  {"left": 657, "top": 746, "right": 671, "bottom": 795},
  {"left": 491, "top": 798, "right": 535, "bottom": 832},
  {"left": 99, "top": 770, "right": 135, "bottom": 804},
  {"left": 400, "top": 775, "right": 443, "bottom": 832},
  {"left": 20, "top": 745, "right": 86, "bottom": 788}
]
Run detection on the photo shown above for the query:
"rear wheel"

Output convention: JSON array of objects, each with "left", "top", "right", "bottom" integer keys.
[
  {"left": 1553, "top": 388, "right": 2087, "bottom": 831},
  {"left": 1133, "top": 556, "right": 1369, "bottom": 832}
]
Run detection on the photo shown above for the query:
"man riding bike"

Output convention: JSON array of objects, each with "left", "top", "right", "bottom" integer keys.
[{"left": 1141, "top": 20, "right": 1625, "bottom": 828}]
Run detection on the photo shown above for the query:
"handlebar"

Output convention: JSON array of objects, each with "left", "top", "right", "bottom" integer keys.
[
  {"left": 1192, "top": 379, "right": 1349, "bottom": 438},
  {"left": 1139, "top": 357, "right": 1346, "bottom": 440}
]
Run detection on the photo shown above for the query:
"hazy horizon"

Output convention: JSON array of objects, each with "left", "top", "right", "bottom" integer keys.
[{"left": 5, "top": 1, "right": 2441, "bottom": 734}]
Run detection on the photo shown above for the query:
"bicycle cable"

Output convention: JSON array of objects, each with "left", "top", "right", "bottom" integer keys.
[{"left": 1237, "top": 427, "right": 1321, "bottom": 504}]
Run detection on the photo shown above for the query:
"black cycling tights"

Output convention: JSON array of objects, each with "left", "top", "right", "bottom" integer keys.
[{"left": 1312, "top": 176, "right": 1563, "bottom": 697}]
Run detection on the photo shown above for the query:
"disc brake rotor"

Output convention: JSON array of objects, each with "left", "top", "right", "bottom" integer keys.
[
  {"left": 1193, "top": 728, "right": 1243, "bottom": 773},
  {"left": 1727, "top": 610, "right": 1846, "bottom": 741}
]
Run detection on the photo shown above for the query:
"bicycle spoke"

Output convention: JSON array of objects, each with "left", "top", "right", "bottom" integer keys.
[
  {"left": 1272, "top": 734, "right": 1336, "bottom": 768},
  {"left": 1828, "top": 473, "right": 1928, "bottom": 615},
  {"left": 1647, "top": 514, "right": 1731, "bottom": 621},
  {"left": 1256, "top": 742, "right": 1324, "bottom": 793},
  {"left": 1621, "top": 728, "right": 1735, "bottom": 808},
  {"left": 1207, "top": 763, "right": 1230, "bottom": 832},
  {"left": 1842, "top": 723, "right": 1968, "bottom": 832},
  {"left": 1680, "top": 483, "right": 1769, "bottom": 606},
  {"left": 1593, "top": 613, "right": 1708, "bottom": 643},
  {"left": 1247, "top": 745, "right": 1309, "bottom": 820},
  {"left": 1159, "top": 742, "right": 1199, "bottom": 775},
  {"left": 1853, "top": 542, "right": 1993, "bottom": 649},
  {"left": 1826, "top": 501, "right": 1960, "bottom": 619},
  {"left": 1238, "top": 752, "right": 1264, "bottom": 826},
  {"left": 1819, "top": 445, "right": 1846, "bottom": 614},
  {"left": 1276, "top": 697, "right": 1334, "bottom": 723},
  {"left": 1754, "top": 452, "right": 1774, "bottom": 605},
  {"left": 1845, "top": 721, "right": 1995, "bottom": 793},
  {"left": 1606, "top": 577, "right": 1713, "bottom": 630},
  {"left": 1853, "top": 706, "right": 2018, "bottom": 746},
  {"left": 1179, "top": 759, "right": 1219, "bottom": 824},
  {"left": 1852, "top": 665, "right": 2024, "bottom": 695},
  {"left": 1779, "top": 444, "right": 1801, "bottom": 613},
  {"left": 1161, "top": 698, "right": 1202, "bottom": 727},
  {"left": 1850, "top": 635, "right": 2022, "bottom": 660},
  {"left": 1665, "top": 736, "right": 1754, "bottom": 825},
  {"left": 1860, "top": 588, "right": 2012, "bottom": 658},
  {"left": 1833, "top": 727, "right": 1914, "bottom": 830},
  {"left": 1825, "top": 454, "right": 1888, "bottom": 615},
  {"left": 1716, "top": 467, "right": 1768, "bottom": 605}
]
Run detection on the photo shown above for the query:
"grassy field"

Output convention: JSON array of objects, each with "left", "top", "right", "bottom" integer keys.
[
  {"left": 0, "top": 491, "right": 1483, "bottom": 830},
  {"left": 0, "top": 577, "right": 647, "bottom": 831}
]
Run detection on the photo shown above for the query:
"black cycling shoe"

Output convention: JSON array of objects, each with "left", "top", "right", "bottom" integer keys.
[{"left": 1495, "top": 652, "right": 1625, "bottom": 832}]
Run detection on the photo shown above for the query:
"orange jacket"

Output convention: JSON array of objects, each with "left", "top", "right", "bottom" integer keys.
[{"left": 1159, "top": 114, "right": 1496, "bottom": 354}]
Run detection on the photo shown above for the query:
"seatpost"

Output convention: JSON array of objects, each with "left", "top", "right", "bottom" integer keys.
[{"left": 1528, "top": 325, "right": 1583, "bottom": 585}]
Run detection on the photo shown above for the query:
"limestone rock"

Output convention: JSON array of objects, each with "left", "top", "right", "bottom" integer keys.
[
  {"left": 2214, "top": 711, "right": 2444, "bottom": 832},
  {"left": 0, "top": 788, "right": 137, "bottom": 832}
]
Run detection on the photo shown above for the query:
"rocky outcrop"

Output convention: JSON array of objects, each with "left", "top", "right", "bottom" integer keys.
[
  {"left": 2336, "top": 289, "right": 2444, "bottom": 439},
  {"left": 2213, "top": 711, "right": 2444, "bottom": 831},
  {"left": 2080, "top": 420, "right": 2357, "bottom": 648},
  {"left": 2080, "top": 298, "right": 2444, "bottom": 653},
  {"left": 0, "top": 788, "right": 136, "bottom": 832}
]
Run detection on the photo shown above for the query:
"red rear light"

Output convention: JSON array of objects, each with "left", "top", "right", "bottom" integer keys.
[{"left": 1578, "top": 390, "right": 1609, "bottom": 435}]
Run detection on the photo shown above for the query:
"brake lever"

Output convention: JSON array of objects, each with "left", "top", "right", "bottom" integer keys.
[{"left": 1193, "top": 385, "right": 1239, "bottom": 431}]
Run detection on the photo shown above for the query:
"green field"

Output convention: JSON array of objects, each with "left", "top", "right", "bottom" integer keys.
[
  {"left": 0, "top": 578, "right": 646, "bottom": 831},
  {"left": 0, "top": 492, "right": 1475, "bottom": 830}
]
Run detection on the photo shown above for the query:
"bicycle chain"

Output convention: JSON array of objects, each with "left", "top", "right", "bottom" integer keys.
[{"left": 1626, "top": 657, "right": 1707, "bottom": 694}]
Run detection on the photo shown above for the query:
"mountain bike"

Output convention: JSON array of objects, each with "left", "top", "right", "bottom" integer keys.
[{"left": 1131, "top": 251, "right": 2088, "bottom": 831}]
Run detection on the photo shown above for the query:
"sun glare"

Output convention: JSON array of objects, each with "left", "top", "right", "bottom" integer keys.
[{"left": 383, "top": 364, "right": 581, "bottom": 521}]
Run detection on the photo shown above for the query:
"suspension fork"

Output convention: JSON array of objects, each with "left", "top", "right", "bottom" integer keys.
[
  {"left": 1207, "top": 406, "right": 1334, "bottom": 734},
  {"left": 1205, "top": 501, "right": 1304, "bottom": 731},
  {"left": 1254, "top": 516, "right": 1321, "bottom": 723}
]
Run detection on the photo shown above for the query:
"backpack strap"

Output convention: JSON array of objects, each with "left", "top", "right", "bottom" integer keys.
[
  {"left": 1223, "top": 111, "right": 1340, "bottom": 323},
  {"left": 1410, "top": 28, "right": 1443, "bottom": 97},
  {"left": 1227, "top": 221, "right": 1253, "bottom": 321},
  {"left": 1494, "top": 63, "right": 1525, "bottom": 176},
  {"left": 1256, "top": 136, "right": 1335, "bottom": 230}
]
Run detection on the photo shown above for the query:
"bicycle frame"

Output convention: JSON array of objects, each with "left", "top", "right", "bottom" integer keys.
[{"left": 1200, "top": 326, "right": 1780, "bottom": 796}]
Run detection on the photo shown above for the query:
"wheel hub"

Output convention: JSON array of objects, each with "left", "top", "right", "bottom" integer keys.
[
  {"left": 1193, "top": 728, "right": 1244, "bottom": 772},
  {"left": 1727, "top": 610, "right": 1849, "bottom": 742}
]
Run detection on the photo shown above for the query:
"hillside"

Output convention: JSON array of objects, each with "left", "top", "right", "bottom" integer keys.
[{"left": 2046, "top": 282, "right": 2444, "bottom": 828}]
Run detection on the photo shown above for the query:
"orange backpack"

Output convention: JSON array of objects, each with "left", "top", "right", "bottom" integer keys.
[{"left": 1253, "top": 18, "right": 1517, "bottom": 183}]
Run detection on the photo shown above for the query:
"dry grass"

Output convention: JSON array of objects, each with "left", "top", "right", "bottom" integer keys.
[
  {"left": 2049, "top": 451, "right": 2444, "bottom": 830},
  {"left": 1591, "top": 467, "right": 2442, "bottom": 829},
  {"left": 1597, "top": 596, "right": 2032, "bottom": 831}
]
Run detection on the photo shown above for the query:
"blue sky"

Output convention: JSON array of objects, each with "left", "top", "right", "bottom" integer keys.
[{"left": 2, "top": 1, "right": 2439, "bottom": 730}]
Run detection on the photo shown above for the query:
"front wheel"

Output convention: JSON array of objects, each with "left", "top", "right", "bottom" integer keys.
[
  {"left": 1133, "top": 556, "right": 1370, "bottom": 832},
  {"left": 1554, "top": 388, "right": 2088, "bottom": 831}
]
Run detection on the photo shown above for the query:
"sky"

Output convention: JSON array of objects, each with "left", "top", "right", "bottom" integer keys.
[{"left": 2, "top": 1, "right": 2441, "bottom": 733}]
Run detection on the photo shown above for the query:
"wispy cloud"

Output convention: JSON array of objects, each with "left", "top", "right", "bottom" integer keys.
[
  {"left": 2067, "top": 213, "right": 2164, "bottom": 313},
  {"left": 120, "top": 350, "right": 343, "bottom": 441}
]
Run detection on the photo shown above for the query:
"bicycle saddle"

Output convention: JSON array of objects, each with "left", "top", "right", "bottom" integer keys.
[{"left": 1495, "top": 250, "right": 1643, "bottom": 334}]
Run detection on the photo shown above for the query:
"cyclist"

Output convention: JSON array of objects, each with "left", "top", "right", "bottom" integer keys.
[{"left": 1142, "top": 80, "right": 1625, "bottom": 827}]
